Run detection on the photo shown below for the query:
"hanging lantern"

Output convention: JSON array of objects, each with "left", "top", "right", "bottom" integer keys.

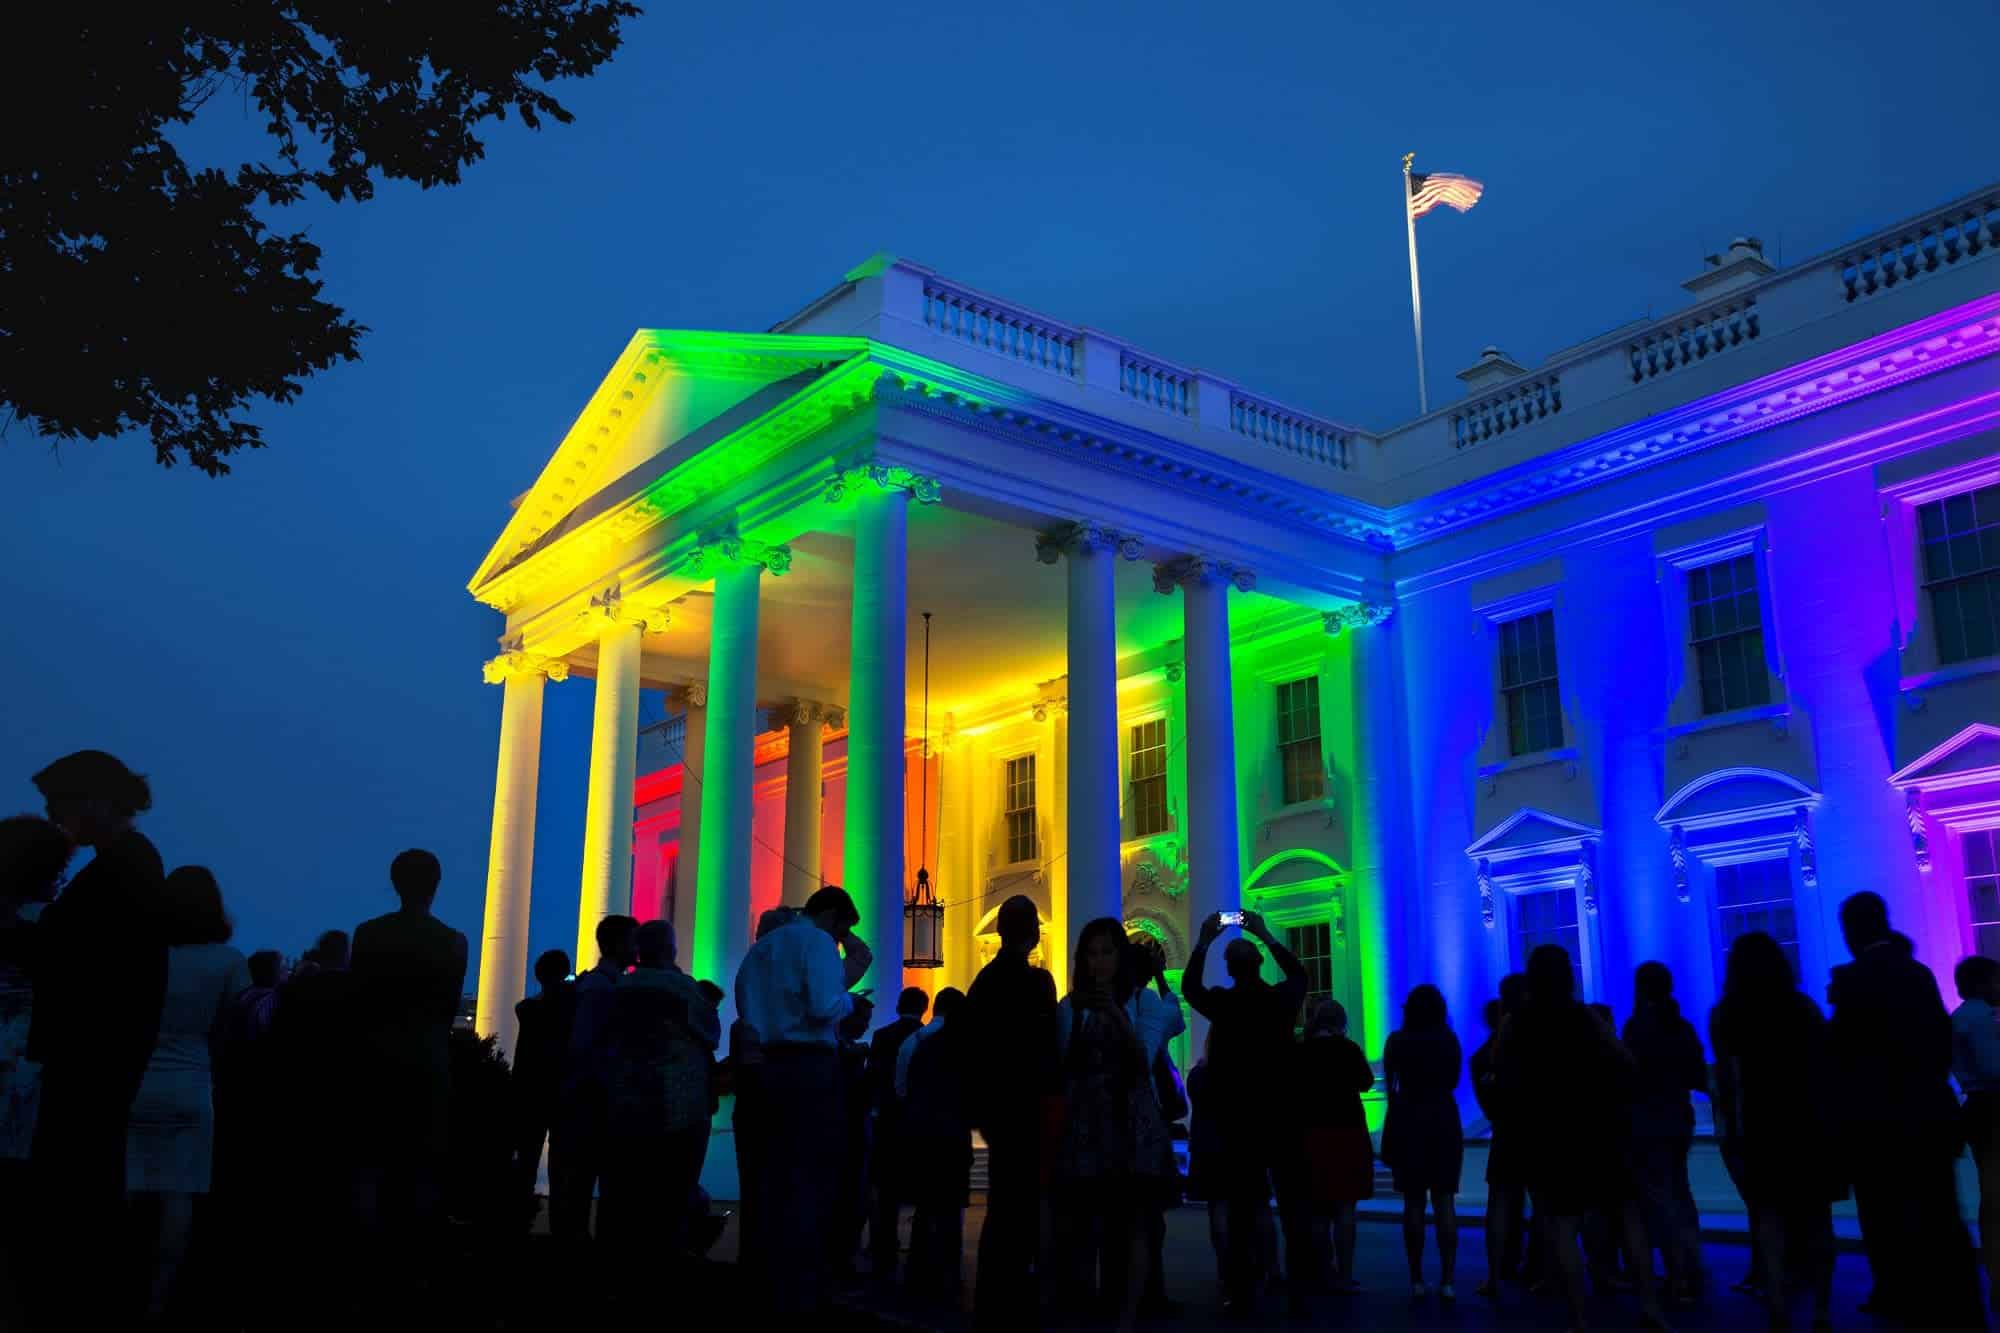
[{"left": 905, "top": 866, "right": 944, "bottom": 969}]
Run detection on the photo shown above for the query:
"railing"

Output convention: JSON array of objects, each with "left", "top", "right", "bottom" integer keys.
[
  {"left": 1230, "top": 391, "right": 1354, "bottom": 469},
  {"left": 923, "top": 281, "right": 1079, "bottom": 378},
  {"left": 1120, "top": 352, "right": 1191, "bottom": 415},
  {"left": 1451, "top": 375, "right": 1561, "bottom": 449},
  {"left": 1839, "top": 193, "right": 2000, "bottom": 302},
  {"left": 1629, "top": 296, "right": 1760, "bottom": 382}
]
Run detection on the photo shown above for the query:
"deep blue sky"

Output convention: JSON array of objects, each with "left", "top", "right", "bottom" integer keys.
[{"left": 3, "top": 0, "right": 1993, "bottom": 978}]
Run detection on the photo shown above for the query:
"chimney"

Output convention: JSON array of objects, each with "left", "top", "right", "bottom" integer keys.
[
  {"left": 1455, "top": 345, "right": 1528, "bottom": 396},
  {"left": 1681, "top": 237, "right": 1775, "bottom": 301}
]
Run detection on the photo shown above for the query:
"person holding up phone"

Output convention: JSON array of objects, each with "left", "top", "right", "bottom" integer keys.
[{"left": 1182, "top": 909, "right": 1310, "bottom": 1314}]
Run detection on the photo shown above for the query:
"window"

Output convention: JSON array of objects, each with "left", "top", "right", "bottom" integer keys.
[
  {"left": 1688, "top": 555, "right": 1771, "bottom": 714},
  {"left": 1287, "top": 921, "right": 1334, "bottom": 1015},
  {"left": 1966, "top": 828, "right": 2000, "bottom": 961},
  {"left": 1129, "top": 718, "right": 1169, "bottom": 837},
  {"left": 1919, "top": 485, "right": 2000, "bottom": 664},
  {"left": 1003, "top": 755, "right": 1038, "bottom": 864},
  {"left": 1276, "top": 677, "right": 1325, "bottom": 804},
  {"left": 1714, "top": 858, "right": 1799, "bottom": 978},
  {"left": 1499, "top": 610, "right": 1564, "bottom": 756},
  {"left": 1512, "top": 888, "right": 1582, "bottom": 996}
]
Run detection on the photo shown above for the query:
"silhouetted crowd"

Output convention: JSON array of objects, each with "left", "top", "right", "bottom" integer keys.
[{"left": 3, "top": 748, "right": 1998, "bottom": 1331}]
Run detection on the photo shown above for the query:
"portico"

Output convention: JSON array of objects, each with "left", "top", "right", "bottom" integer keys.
[{"left": 466, "top": 320, "right": 1392, "bottom": 1059}]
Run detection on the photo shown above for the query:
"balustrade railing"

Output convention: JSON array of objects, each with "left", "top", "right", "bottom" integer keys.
[
  {"left": 1840, "top": 192, "right": 2000, "bottom": 302},
  {"left": 1628, "top": 296, "right": 1760, "bottom": 382},
  {"left": 923, "top": 282, "right": 1079, "bottom": 377},
  {"left": 1120, "top": 353, "right": 1191, "bottom": 415},
  {"left": 1451, "top": 376, "right": 1561, "bottom": 449},
  {"left": 1230, "top": 392, "right": 1354, "bottom": 469}
]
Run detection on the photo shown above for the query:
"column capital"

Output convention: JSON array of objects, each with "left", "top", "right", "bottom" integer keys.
[
  {"left": 822, "top": 464, "right": 942, "bottom": 506},
  {"left": 1151, "top": 555, "right": 1255, "bottom": 595},
  {"left": 580, "top": 583, "right": 672, "bottom": 634},
  {"left": 779, "top": 697, "right": 843, "bottom": 730},
  {"left": 685, "top": 536, "right": 792, "bottom": 579},
  {"left": 1321, "top": 600, "right": 1395, "bottom": 634},
  {"left": 1031, "top": 695, "right": 1069, "bottom": 723},
  {"left": 666, "top": 680, "right": 709, "bottom": 710},
  {"left": 482, "top": 647, "right": 570, "bottom": 684},
  {"left": 1033, "top": 521, "right": 1145, "bottom": 564}
]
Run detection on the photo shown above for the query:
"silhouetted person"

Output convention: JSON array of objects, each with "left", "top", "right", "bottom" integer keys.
[
  {"left": 867, "top": 986, "right": 928, "bottom": 1284},
  {"left": 1182, "top": 908, "right": 1307, "bottom": 1312},
  {"left": 0, "top": 814, "right": 72, "bottom": 1329},
  {"left": 729, "top": 906, "right": 800, "bottom": 1284},
  {"left": 1624, "top": 960, "right": 1707, "bottom": 1303},
  {"left": 733, "top": 885, "right": 873, "bottom": 1313},
  {"left": 553, "top": 914, "right": 636, "bottom": 1246},
  {"left": 1829, "top": 890, "right": 1983, "bottom": 1328},
  {"left": 214, "top": 945, "right": 286, "bottom": 1312},
  {"left": 1495, "top": 945, "right": 1665, "bottom": 1330},
  {"left": 1130, "top": 932, "right": 1184, "bottom": 1318},
  {"left": 127, "top": 866, "right": 250, "bottom": 1320},
  {"left": 603, "top": 919, "right": 719, "bottom": 1267},
  {"left": 1955, "top": 955, "right": 2000, "bottom": 1313},
  {"left": 903, "top": 986, "right": 972, "bottom": 1307},
  {"left": 1294, "top": 998, "right": 1374, "bottom": 1294},
  {"left": 511, "top": 949, "right": 574, "bottom": 1228},
  {"left": 349, "top": 849, "right": 469, "bottom": 1281},
  {"left": 1711, "top": 930, "right": 1842, "bottom": 1328},
  {"left": 1383, "top": 983, "right": 1464, "bottom": 1303},
  {"left": 963, "top": 893, "right": 1057, "bottom": 1330},
  {"left": 1054, "top": 918, "right": 1183, "bottom": 1333},
  {"left": 832, "top": 990, "right": 876, "bottom": 1287},
  {"left": 270, "top": 928, "right": 354, "bottom": 1293},
  {"left": 1470, "top": 973, "right": 1526, "bottom": 1299},
  {"left": 25, "top": 750, "right": 167, "bottom": 1327}
]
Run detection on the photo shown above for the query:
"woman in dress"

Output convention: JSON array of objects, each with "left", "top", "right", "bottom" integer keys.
[
  {"left": 1382, "top": 983, "right": 1464, "bottom": 1302},
  {"left": 1053, "top": 917, "right": 1184, "bottom": 1333},
  {"left": 127, "top": 866, "right": 250, "bottom": 1321},
  {"left": 1295, "top": 997, "right": 1376, "bottom": 1291},
  {"left": 1710, "top": 930, "right": 1841, "bottom": 1329}
]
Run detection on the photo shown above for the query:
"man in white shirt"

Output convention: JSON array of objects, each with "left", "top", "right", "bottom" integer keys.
[
  {"left": 1952, "top": 954, "right": 2000, "bottom": 1305},
  {"left": 733, "top": 885, "right": 874, "bottom": 1312}
]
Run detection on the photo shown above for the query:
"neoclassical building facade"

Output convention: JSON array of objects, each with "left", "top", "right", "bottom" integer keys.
[{"left": 469, "top": 182, "right": 2000, "bottom": 1068}]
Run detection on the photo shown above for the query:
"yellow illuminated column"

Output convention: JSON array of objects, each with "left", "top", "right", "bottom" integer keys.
[
  {"left": 475, "top": 648, "right": 566, "bottom": 1059},
  {"left": 781, "top": 699, "right": 832, "bottom": 907},
  {"left": 577, "top": 590, "right": 670, "bottom": 970}
]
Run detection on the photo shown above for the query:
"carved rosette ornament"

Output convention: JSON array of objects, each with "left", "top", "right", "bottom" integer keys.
[
  {"left": 482, "top": 647, "right": 570, "bottom": 684},
  {"left": 1164, "top": 662, "right": 1184, "bottom": 684},
  {"left": 1907, "top": 790, "right": 1932, "bottom": 874},
  {"left": 822, "top": 464, "right": 943, "bottom": 506},
  {"left": 1794, "top": 807, "right": 1818, "bottom": 890},
  {"left": 1151, "top": 555, "right": 1256, "bottom": 595},
  {"left": 1321, "top": 601, "right": 1396, "bottom": 634},
  {"left": 1477, "top": 858, "right": 1496, "bottom": 929}
]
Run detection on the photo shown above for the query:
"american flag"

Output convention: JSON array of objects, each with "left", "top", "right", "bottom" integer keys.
[{"left": 1407, "top": 171, "right": 1484, "bottom": 219}]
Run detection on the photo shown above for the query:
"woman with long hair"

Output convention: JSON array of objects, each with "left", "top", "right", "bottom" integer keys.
[
  {"left": 1053, "top": 916, "right": 1184, "bottom": 1333},
  {"left": 1295, "top": 997, "right": 1375, "bottom": 1291},
  {"left": 1382, "top": 982, "right": 1464, "bottom": 1302},
  {"left": 1710, "top": 930, "right": 1840, "bottom": 1329},
  {"left": 127, "top": 865, "right": 250, "bottom": 1321}
]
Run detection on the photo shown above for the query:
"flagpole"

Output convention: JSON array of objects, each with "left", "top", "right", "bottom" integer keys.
[{"left": 1402, "top": 152, "right": 1428, "bottom": 415}]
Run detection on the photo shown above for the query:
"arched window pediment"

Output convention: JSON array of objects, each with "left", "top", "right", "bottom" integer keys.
[{"left": 1654, "top": 766, "right": 1821, "bottom": 830}]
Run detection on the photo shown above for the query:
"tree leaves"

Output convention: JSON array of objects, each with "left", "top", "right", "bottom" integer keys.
[{"left": 0, "top": 4, "right": 640, "bottom": 474}]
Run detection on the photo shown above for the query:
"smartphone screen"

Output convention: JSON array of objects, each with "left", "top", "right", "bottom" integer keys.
[{"left": 1219, "top": 910, "right": 1245, "bottom": 926}]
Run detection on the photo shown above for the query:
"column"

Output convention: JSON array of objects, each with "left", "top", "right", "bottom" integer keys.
[
  {"left": 475, "top": 648, "right": 564, "bottom": 1059},
  {"left": 1157, "top": 557, "right": 1252, "bottom": 1052},
  {"left": 1037, "top": 523, "right": 1133, "bottom": 936},
  {"left": 667, "top": 682, "right": 707, "bottom": 968},
  {"left": 578, "top": 590, "right": 666, "bottom": 969},
  {"left": 1325, "top": 600, "right": 1398, "bottom": 1057},
  {"left": 781, "top": 700, "right": 830, "bottom": 907},
  {"left": 845, "top": 479, "right": 913, "bottom": 985},
  {"left": 691, "top": 544, "right": 786, "bottom": 987}
]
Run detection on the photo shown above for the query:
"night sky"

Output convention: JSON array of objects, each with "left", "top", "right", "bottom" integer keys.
[{"left": 3, "top": 0, "right": 1992, "bottom": 979}]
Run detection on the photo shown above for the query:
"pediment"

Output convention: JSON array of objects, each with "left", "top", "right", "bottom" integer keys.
[
  {"left": 469, "top": 331, "right": 869, "bottom": 600},
  {"left": 1245, "top": 847, "right": 1345, "bottom": 894},
  {"left": 1890, "top": 723, "right": 2000, "bottom": 793},
  {"left": 1466, "top": 807, "right": 1601, "bottom": 860},
  {"left": 1655, "top": 766, "right": 1820, "bottom": 829}
]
